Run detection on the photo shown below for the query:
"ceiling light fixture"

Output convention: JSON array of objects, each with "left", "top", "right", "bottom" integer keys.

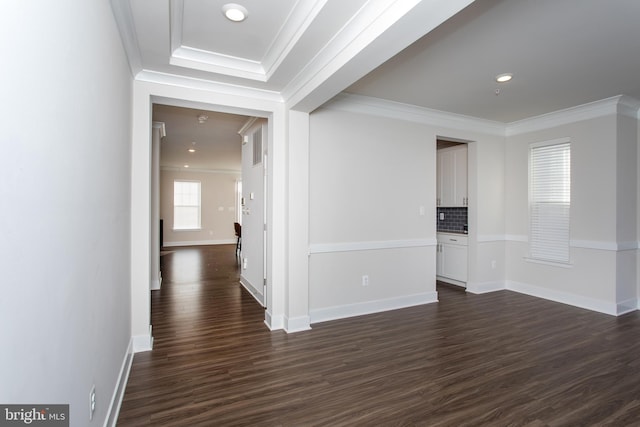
[
  {"left": 188, "top": 148, "right": 196, "bottom": 153},
  {"left": 184, "top": 164, "right": 190, "bottom": 168},
  {"left": 197, "top": 114, "right": 208, "bottom": 124},
  {"left": 495, "top": 73, "right": 513, "bottom": 83},
  {"left": 222, "top": 4, "right": 248, "bottom": 22}
]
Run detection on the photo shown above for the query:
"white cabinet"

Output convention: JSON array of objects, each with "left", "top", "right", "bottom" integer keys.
[
  {"left": 437, "top": 145, "right": 468, "bottom": 207},
  {"left": 436, "top": 233, "right": 468, "bottom": 285}
]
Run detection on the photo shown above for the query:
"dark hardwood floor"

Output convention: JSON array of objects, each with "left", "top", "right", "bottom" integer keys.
[{"left": 118, "top": 245, "right": 640, "bottom": 426}]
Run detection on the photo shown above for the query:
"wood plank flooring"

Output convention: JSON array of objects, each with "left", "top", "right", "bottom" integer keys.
[{"left": 118, "top": 245, "right": 640, "bottom": 426}]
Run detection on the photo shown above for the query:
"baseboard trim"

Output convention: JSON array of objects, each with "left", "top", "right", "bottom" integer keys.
[
  {"left": 466, "top": 281, "right": 505, "bottom": 294},
  {"left": 150, "top": 274, "right": 161, "bottom": 291},
  {"left": 284, "top": 315, "right": 311, "bottom": 333},
  {"left": 239, "top": 276, "right": 264, "bottom": 306},
  {"left": 310, "top": 292, "right": 438, "bottom": 325},
  {"left": 132, "top": 326, "right": 153, "bottom": 353},
  {"left": 104, "top": 339, "right": 134, "bottom": 427},
  {"left": 163, "top": 239, "right": 236, "bottom": 247},
  {"left": 265, "top": 310, "right": 284, "bottom": 331},
  {"left": 506, "top": 280, "right": 617, "bottom": 315},
  {"left": 617, "top": 298, "right": 638, "bottom": 315}
]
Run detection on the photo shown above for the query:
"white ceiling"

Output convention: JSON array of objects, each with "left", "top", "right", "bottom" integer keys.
[
  {"left": 153, "top": 105, "right": 248, "bottom": 171},
  {"left": 347, "top": 0, "right": 640, "bottom": 123},
  {"left": 116, "top": 0, "right": 640, "bottom": 170}
]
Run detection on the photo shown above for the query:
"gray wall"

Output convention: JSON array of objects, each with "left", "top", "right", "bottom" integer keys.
[{"left": 0, "top": 1, "right": 133, "bottom": 425}]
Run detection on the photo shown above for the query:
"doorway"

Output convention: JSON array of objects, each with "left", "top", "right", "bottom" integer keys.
[{"left": 151, "top": 103, "right": 268, "bottom": 306}]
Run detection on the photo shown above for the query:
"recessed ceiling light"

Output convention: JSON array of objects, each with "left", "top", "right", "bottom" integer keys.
[
  {"left": 188, "top": 148, "right": 196, "bottom": 153},
  {"left": 222, "top": 4, "right": 248, "bottom": 22},
  {"left": 495, "top": 73, "right": 513, "bottom": 83},
  {"left": 184, "top": 164, "right": 190, "bottom": 168}
]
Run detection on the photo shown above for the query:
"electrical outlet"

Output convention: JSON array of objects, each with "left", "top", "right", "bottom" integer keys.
[
  {"left": 89, "top": 385, "right": 96, "bottom": 421},
  {"left": 439, "top": 212, "right": 445, "bottom": 220},
  {"left": 491, "top": 260, "right": 497, "bottom": 269},
  {"left": 362, "top": 275, "right": 369, "bottom": 287}
]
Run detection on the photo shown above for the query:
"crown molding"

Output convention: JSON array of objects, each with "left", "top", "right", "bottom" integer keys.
[
  {"left": 109, "top": 0, "right": 143, "bottom": 76},
  {"left": 238, "top": 117, "right": 259, "bottom": 136},
  {"left": 135, "top": 70, "right": 283, "bottom": 103},
  {"left": 261, "top": 0, "right": 328, "bottom": 80},
  {"left": 506, "top": 95, "right": 640, "bottom": 136},
  {"left": 152, "top": 121, "right": 166, "bottom": 138},
  {"left": 168, "top": 0, "right": 326, "bottom": 82},
  {"left": 323, "top": 93, "right": 506, "bottom": 136},
  {"left": 160, "top": 166, "right": 240, "bottom": 175}
]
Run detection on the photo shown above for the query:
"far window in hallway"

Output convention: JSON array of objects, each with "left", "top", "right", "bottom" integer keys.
[{"left": 173, "top": 180, "right": 201, "bottom": 230}]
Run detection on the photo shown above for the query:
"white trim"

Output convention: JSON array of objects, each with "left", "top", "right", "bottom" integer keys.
[
  {"left": 152, "top": 121, "right": 166, "bottom": 138},
  {"left": 104, "top": 340, "right": 134, "bottom": 427},
  {"left": 310, "top": 292, "right": 438, "bottom": 324},
  {"left": 508, "top": 236, "right": 638, "bottom": 252},
  {"left": 309, "top": 238, "right": 437, "bottom": 254},
  {"left": 617, "top": 298, "right": 638, "bottom": 316},
  {"left": 150, "top": 276, "right": 161, "bottom": 291},
  {"left": 506, "top": 95, "right": 640, "bottom": 136},
  {"left": 523, "top": 257, "right": 573, "bottom": 268},
  {"left": 618, "top": 241, "right": 640, "bottom": 251},
  {"left": 238, "top": 117, "right": 259, "bottom": 136},
  {"left": 264, "top": 310, "right": 284, "bottom": 331},
  {"left": 570, "top": 240, "right": 640, "bottom": 251},
  {"left": 323, "top": 93, "right": 505, "bottom": 136},
  {"left": 161, "top": 166, "right": 240, "bottom": 175},
  {"left": 132, "top": 326, "right": 153, "bottom": 353},
  {"left": 506, "top": 280, "right": 617, "bottom": 316},
  {"left": 163, "top": 239, "right": 236, "bottom": 247},
  {"left": 135, "top": 70, "right": 283, "bottom": 103},
  {"left": 476, "top": 235, "right": 506, "bottom": 243},
  {"left": 284, "top": 315, "right": 312, "bottom": 333},
  {"left": 466, "top": 281, "right": 506, "bottom": 294},
  {"left": 239, "top": 276, "right": 265, "bottom": 307},
  {"left": 261, "top": 0, "right": 328, "bottom": 80},
  {"left": 108, "top": 0, "right": 142, "bottom": 76},
  {"left": 168, "top": 0, "right": 326, "bottom": 82}
]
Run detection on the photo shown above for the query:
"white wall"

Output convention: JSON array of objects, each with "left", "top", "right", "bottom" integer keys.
[
  {"left": 504, "top": 103, "right": 639, "bottom": 314},
  {"left": 160, "top": 169, "right": 240, "bottom": 246},
  {"left": 0, "top": 1, "right": 132, "bottom": 426},
  {"left": 308, "top": 108, "right": 437, "bottom": 321},
  {"left": 307, "top": 99, "right": 507, "bottom": 322}
]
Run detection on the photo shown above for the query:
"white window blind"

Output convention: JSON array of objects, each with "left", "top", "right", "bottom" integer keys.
[
  {"left": 173, "top": 180, "right": 201, "bottom": 230},
  {"left": 529, "top": 140, "right": 571, "bottom": 263}
]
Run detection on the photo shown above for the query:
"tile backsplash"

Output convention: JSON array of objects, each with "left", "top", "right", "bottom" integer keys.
[{"left": 437, "top": 207, "right": 468, "bottom": 233}]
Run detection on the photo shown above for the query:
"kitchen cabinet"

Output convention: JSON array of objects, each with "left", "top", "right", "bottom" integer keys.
[
  {"left": 437, "top": 145, "right": 468, "bottom": 207},
  {"left": 436, "top": 233, "right": 468, "bottom": 285}
]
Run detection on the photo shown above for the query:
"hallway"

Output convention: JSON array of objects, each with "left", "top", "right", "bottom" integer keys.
[{"left": 118, "top": 245, "right": 640, "bottom": 426}]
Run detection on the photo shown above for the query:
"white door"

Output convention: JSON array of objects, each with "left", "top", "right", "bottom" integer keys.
[{"left": 240, "top": 122, "right": 266, "bottom": 306}]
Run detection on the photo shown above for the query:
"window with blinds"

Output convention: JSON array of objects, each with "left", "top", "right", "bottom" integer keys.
[
  {"left": 529, "top": 139, "right": 571, "bottom": 263},
  {"left": 173, "top": 180, "right": 201, "bottom": 230}
]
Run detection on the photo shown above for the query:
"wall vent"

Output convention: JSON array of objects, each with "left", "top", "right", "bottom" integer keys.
[{"left": 252, "top": 127, "right": 262, "bottom": 166}]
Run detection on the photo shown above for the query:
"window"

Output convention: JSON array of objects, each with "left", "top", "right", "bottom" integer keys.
[
  {"left": 173, "top": 180, "right": 201, "bottom": 230},
  {"left": 529, "top": 139, "right": 571, "bottom": 263}
]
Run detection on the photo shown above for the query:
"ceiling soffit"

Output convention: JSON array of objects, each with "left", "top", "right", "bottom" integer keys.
[{"left": 169, "top": 0, "right": 327, "bottom": 82}]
